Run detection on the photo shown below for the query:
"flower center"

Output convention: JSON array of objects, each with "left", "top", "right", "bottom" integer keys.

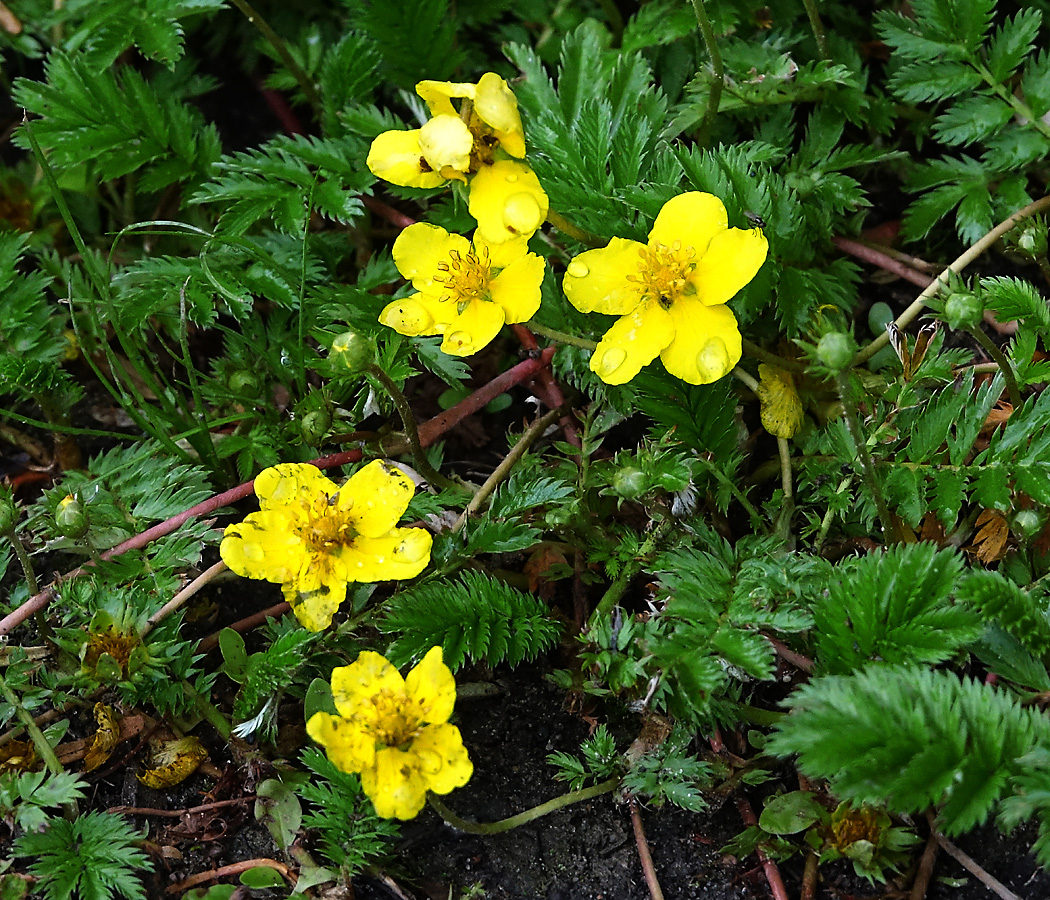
[
  {"left": 370, "top": 690, "right": 424, "bottom": 748},
  {"left": 630, "top": 240, "right": 696, "bottom": 309},
  {"left": 435, "top": 247, "right": 492, "bottom": 312},
  {"left": 302, "top": 501, "right": 357, "bottom": 553}
]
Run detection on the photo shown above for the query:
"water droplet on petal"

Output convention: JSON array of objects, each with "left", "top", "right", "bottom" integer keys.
[
  {"left": 596, "top": 347, "right": 627, "bottom": 378},
  {"left": 396, "top": 539, "right": 428, "bottom": 562},
  {"left": 696, "top": 337, "right": 730, "bottom": 382},
  {"left": 503, "top": 192, "right": 542, "bottom": 235},
  {"left": 505, "top": 173, "right": 519, "bottom": 183},
  {"left": 567, "top": 260, "right": 589, "bottom": 278}
]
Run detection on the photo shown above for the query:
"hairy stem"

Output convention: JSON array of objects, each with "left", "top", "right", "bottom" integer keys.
[
  {"left": 967, "top": 326, "right": 1022, "bottom": 409},
  {"left": 0, "top": 675, "right": 63, "bottom": 775},
  {"left": 589, "top": 518, "right": 672, "bottom": 627},
  {"left": 800, "top": 0, "right": 831, "bottom": 59},
  {"left": 690, "top": 0, "right": 724, "bottom": 146},
  {"left": 526, "top": 321, "right": 598, "bottom": 350},
  {"left": 428, "top": 777, "right": 619, "bottom": 834}
]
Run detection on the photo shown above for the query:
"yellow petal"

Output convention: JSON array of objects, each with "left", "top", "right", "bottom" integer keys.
[
  {"left": 367, "top": 129, "right": 446, "bottom": 189},
  {"left": 563, "top": 238, "right": 646, "bottom": 315},
  {"left": 331, "top": 651, "right": 405, "bottom": 719},
  {"left": 340, "top": 528, "right": 433, "bottom": 582},
  {"left": 364, "top": 747, "right": 430, "bottom": 819},
  {"left": 468, "top": 160, "right": 548, "bottom": 243},
  {"left": 441, "top": 298, "right": 505, "bottom": 356},
  {"left": 416, "top": 79, "right": 475, "bottom": 118},
  {"left": 473, "top": 231, "right": 529, "bottom": 270},
  {"left": 137, "top": 737, "right": 208, "bottom": 790},
  {"left": 253, "top": 463, "right": 333, "bottom": 509},
  {"left": 649, "top": 192, "right": 728, "bottom": 257},
  {"left": 339, "top": 460, "right": 416, "bottom": 537},
  {"left": 689, "top": 227, "right": 768, "bottom": 306},
  {"left": 590, "top": 300, "right": 674, "bottom": 385},
  {"left": 659, "top": 299, "right": 742, "bottom": 384},
  {"left": 411, "top": 723, "right": 473, "bottom": 794},
  {"left": 84, "top": 703, "right": 121, "bottom": 773},
  {"left": 220, "top": 511, "right": 303, "bottom": 583},
  {"left": 285, "top": 579, "right": 347, "bottom": 632},
  {"left": 306, "top": 712, "right": 375, "bottom": 773},
  {"left": 756, "top": 364, "right": 805, "bottom": 439},
  {"left": 489, "top": 253, "right": 545, "bottom": 323},
  {"left": 474, "top": 72, "right": 526, "bottom": 158},
  {"left": 418, "top": 114, "right": 473, "bottom": 179},
  {"left": 405, "top": 646, "right": 456, "bottom": 724},
  {"left": 379, "top": 294, "right": 442, "bottom": 337},
  {"left": 393, "top": 223, "right": 471, "bottom": 289}
]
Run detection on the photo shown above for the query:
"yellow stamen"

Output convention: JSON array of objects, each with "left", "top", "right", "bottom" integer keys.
[
  {"left": 435, "top": 247, "right": 492, "bottom": 312},
  {"left": 628, "top": 241, "right": 697, "bottom": 309}
]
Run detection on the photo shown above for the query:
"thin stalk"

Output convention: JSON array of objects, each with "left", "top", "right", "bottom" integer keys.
[
  {"left": 0, "top": 676, "right": 63, "bottom": 775},
  {"left": 854, "top": 194, "right": 1050, "bottom": 366},
  {"left": 180, "top": 679, "right": 232, "bottom": 742},
  {"left": 835, "top": 372, "right": 902, "bottom": 543},
  {"left": 800, "top": 0, "right": 831, "bottom": 60},
  {"left": 814, "top": 475, "right": 853, "bottom": 552},
  {"left": 690, "top": 0, "right": 724, "bottom": 147},
  {"left": 546, "top": 209, "right": 605, "bottom": 248},
  {"left": 741, "top": 339, "right": 807, "bottom": 373},
  {"left": 227, "top": 0, "right": 321, "bottom": 114},
  {"left": 775, "top": 435, "right": 794, "bottom": 542},
  {"left": 453, "top": 405, "right": 567, "bottom": 532},
  {"left": 142, "top": 560, "right": 228, "bottom": 638},
  {"left": 525, "top": 321, "right": 598, "bottom": 350},
  {"left": 428, "top": 777, "right": 619, "bottom": 835},
  {"left": 178, "top": 282, "right": 224, "bottom": 477},
  {"left": 967, "top": 326, "right": 1022, "bottom": 409},
  {"left": 628, "top": 795, "right": 665, "bottom": 900},
  {"left": 696, "top": 456, "right": 764, "bottom": 529},
  {"left": 6, "top": 531, "right": 38, "bottom": 597},
  {"left": 975, "top": 61, "right": 1050, "bottom": 143},
  {"left": 368, "top": 364, "right": 462, "bottom": 494},
  {"left": 589, "top": 518, "right": 672, "bottom": 627}
]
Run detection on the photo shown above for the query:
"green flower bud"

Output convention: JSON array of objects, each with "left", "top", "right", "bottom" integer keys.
[
  {"left": 0, "top": 486, "right": 17, "bottom": 534},
  {"left": 1012, "top": 509, "right": 1043, "bottom": 539},
  {"left": 330, "top": 330, "right": 374, "bottom": 375},
  {"left": 299, "top": 408, "right": 333, "bottom": 446},
  {"left": 611, "top": 467, "right": 647, "bottom": 500},
  {"left": 229, "top": 369, "right": 262, "bottom": 395},
  {"left": 944, "top": 291, "right": 983, "bottom": 330},
  {"left": 56, "top": 494, "right": 88, "bottom": 539},
  {"left": 1014, "top": 219, "right": 1048, "bottom": 260},
  {"left": 815, "top": 332, "right": 857, "bottom": 373}
]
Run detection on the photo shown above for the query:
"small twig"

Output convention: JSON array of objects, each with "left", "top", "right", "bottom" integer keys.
[
  {"left": 142, "top": 560, "right": 227, "bottom": 638},
  {"left": 428, "top": 777, "right": 620, "bottom": 835},
  {"left": 109, "top": 796, "right": 256, "bottom": 818},
  {"left": 628, "top": 794, "right": 665, "bottom": 900},
  {"left": 735, "top": 797, "right": 790, "bottom": 900},
  {"left": 927, "top": 813, "right": 1022, "bottom": 900},
  {"left": 453, "top": 405, "right": 568, "bottom": 532},
  {"left": 910, "top": 824, "right": 941, "bottom": 900},
  {"left": 166, "top": 858, "right": 296, "bottom": 895},
  {"left": 854, "top": 194, "right": 1050, "bottom": 366}
]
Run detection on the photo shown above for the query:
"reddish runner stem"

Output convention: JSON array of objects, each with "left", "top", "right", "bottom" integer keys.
[{"left": 736, "top": 797, "right": 790, "bottom": 900}]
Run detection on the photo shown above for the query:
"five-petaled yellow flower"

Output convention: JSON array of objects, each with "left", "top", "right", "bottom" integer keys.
[
  {"left": 379, "top": 222, "right": 544, "bottom": 356},
  {"left": 220, "top": 461, "right": 432, "bottom": 632},
  {"left": 367, "top": 73, "right": 548, "bottom": 243},
  {"left": 563, "top": 192, "right": 768, "bottom": 385},
  {"left": 306, "top": 646, "right": 472, "bottom": 820}
]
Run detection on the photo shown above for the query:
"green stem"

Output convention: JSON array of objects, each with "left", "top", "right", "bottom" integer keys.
[
  {"left": 546, "top": 209, "right": 605, "bottom": 248},
  {"left": 369, "top": 364, "right": 462, "bottom": 494},
  {"left": 526, "top": 321, "right": 598, "bottom": 350},
  {"left": 800, "top": 0, "right": 831, "bottom": 60},
  {"left": 589, "top": 519, "right": 672, "bottom": 628},
  {"left": 228, "top": 0, "right": 322, "bottom": 114},
  {"left": 854, "top": 194, "right": 1050, "bottom": 366},
  {"left": 968, "top": 326, "right": 1022, "bottom": 409},
  {"left": 428, "top": 777, "right": 620, "bottom": 835},
  {"left": 975, "top": 61, "right": 1050, "bottom": 143},
  {"left": 696, "top": 456, "right": 763, "bottom": 530},
  {"left": 690, "top": 0, "right": 724, "bottom": 147},
  {"left": 741, "top": 339, "right": 808, "bottom": 374},
  {"left": 181, "top": 679, "right": 232, "bottom": 742},
  {"left": 6, "top": 531, "right": 38, "bottom": 598},
  {"left": 0, "top": 675, "right": 63, "bottom": 775},
  {"left": 177, "top": 283, "right": 224, "bottom": 477},
  {"left": 835, "top": 372, "right": 902, "bottom": 544}
]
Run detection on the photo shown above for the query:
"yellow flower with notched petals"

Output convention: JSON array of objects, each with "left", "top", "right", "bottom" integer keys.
[
  {"left": 366, "top": 73, "right": 548, "bottom": 243},
  {"left": 563, "top": 192, "right": 768, "bottom": 385},
  {"left": 379, "top": 222, "right": 544, "bottom": 356},
  {"left": 306, "top": 646, "right": 472, "bottom": 820},
  {"left": 220, "top": 461, "right": 432, "bottom": 632}
]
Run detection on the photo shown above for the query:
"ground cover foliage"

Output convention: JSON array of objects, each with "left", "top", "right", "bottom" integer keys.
[{"left": 6, "top": 0, "right": 1050, "bottom": 897}]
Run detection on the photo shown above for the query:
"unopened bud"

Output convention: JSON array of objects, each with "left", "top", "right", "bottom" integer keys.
[
  {"left": 944, "top": 291, "right": 983, "bottom": 330},
  {"left": 0, "top": 486, "right": 16, "bottom": 534},
  {"left": 330, "top": 330, "right": 373, "bottom": 375},
  {"left": 815, "top": 332, "right": 857, "bottom": 373},
  {"left": 56, "top": 494, "right": 88, "bottom": 539}
]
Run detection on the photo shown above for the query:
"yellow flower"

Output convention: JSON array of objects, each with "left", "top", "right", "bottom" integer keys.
[
  {"left": 563, "top": 192, "right": 768, "bottom": 385},
  {"left": 306, "top": 647, "right": 472, "bottom": 820},
  {"left": 366, "top": 73, "right": 548, "bottom": 243},
  {"left": 220, "top": 461, "right": 432, "bottom": 632},
  {"left": 379, "top": 222, "right": 544, "bottom": 356}
]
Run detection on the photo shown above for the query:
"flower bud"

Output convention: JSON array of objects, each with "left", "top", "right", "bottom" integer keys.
[
  {"left": 944, "top": 291, "right": 983, "bottom": 331},
  {"left": 330, "top": 330, "right": 374, "bottom": 375},
  {"left": 611, "top": 467, "right": 647, "bottom": 500},
  {"left": 56, "top": 494, "right": 88, "bottom": 539},
  {"left": 815, "top": 332, "right": 857, "bottom": 373},
  {"left": 0, "top": 486, "right": 17, "bottom": 534},
  {"left": 1012, "top": 509, "right": 1043, "bottom": 539},
  {"left": 1013, "top": 219, "right": 1048, "bottom": 261},
  {"left": 299, "top": 408, "right": 333, "bottom": 446},
  {"left": 228, "top": 369, "right": 262, "bottom": 396}
]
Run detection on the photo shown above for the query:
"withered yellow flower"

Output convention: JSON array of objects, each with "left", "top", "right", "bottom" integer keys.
[
  {"left": 220, "top": 461, "right": 432, "bottom": 632},
  {"left": 307, "top": 647, "right": 472, "bottom": 820}
]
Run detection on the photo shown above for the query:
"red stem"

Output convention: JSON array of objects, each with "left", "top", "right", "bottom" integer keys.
[
  {"left": 736, "top": 797, "right": 790, "bottom": 900},
  {"left": 511, "top": 325, "right": 580, "bottom": 448},
  {"left": 833, "top": 236, "right": 933, "bottom": 289}
]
